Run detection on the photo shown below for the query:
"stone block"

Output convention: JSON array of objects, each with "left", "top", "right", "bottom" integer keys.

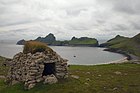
[{"left": 43, "top": 74, "right": 58, "bottom": 84}]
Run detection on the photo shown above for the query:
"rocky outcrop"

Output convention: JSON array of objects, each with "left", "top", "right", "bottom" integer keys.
[
  {"left": 6, "top": 48, "right": 68, "bottom": 89},
  {"left": 16, "top": 39, "right": 25, "bottom": 45},
  {"left": 35, "top": 33, "right": 56, "bottom": 45}
]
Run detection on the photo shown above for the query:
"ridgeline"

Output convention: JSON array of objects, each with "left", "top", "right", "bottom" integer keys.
[
  {"left": 99, "top": 33, "right": 140, "bottom": 59},
  {"left": 17, "top": 33, "right": 99, "bottom": 47}
]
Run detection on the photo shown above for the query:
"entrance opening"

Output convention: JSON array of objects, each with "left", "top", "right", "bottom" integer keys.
[{"left": 42, "top": 63, "right": 55, "bottom": 76}]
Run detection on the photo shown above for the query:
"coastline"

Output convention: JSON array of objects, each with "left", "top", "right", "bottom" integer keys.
[{"left": 104, "top": 48, "right": 140, "bottom": 62}]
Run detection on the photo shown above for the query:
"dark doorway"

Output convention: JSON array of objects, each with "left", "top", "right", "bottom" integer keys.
[{"left": 42, "top": 63, "right": 55, "bottom": 76}]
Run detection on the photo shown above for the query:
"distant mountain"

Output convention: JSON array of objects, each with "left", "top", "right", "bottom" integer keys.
[
  {"left": 100, "top": 33, "right": 140, "bottom": 57},
  {"left": 35, "top": 33, "right": 56, "bottom": 45},
  {"left": 17, "top": 33, "right": 99, "bottom": 47},
  {"left": 16, "top": 39, "right": 25, "bottom": 45}
]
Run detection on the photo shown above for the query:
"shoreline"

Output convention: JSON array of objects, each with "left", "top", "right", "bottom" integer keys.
[{"left": 104, "top": 48, "right": 140, "bottom": 60}]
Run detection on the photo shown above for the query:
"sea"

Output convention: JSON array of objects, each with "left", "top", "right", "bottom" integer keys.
[{"left": 0, "top": 43, "right": 125, "bottom": 65}]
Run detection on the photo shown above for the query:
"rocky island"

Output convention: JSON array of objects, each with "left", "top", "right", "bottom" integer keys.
[{"left": 17, "top": 33, "right": 99, "bottom": 47}]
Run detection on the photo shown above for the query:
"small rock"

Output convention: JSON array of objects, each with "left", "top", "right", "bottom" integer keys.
[
  {"left": 114, "top": 71, "right": 122, "bottom": 75},
  {"left": 86, "top": 78, "right": 90, "bottom": 81},
  {"left": 98, "top": 74, "right": 101, "bottom": 77},
  {"left": 84, "top": 82, "right": 89, "bottom": 85},
  {"left": 36, "top": 78, "right": 43, "bottom": 82},
  {"left": 71, "top": 75, "right": 79, "bottom": 79},
  {"left": 28, "top": 83, "right": 36, "bottom": 89},
  {"left": 113, "top": 87, "right": 118, "bottom": 90},
  {"left": 28, "top": 80, "right": 36, "bottom": 84},
  {"left": 44, "top": 74, "right": 58, "bottom": 84},
  {"left": 86, "top": 72, "right": 90, "bottom": 74}
]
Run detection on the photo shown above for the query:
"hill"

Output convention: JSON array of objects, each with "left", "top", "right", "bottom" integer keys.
[
  {"left": 99, "top": 35, "right": 129, "bottom": 47},
  {"left": 100, "top": 33, "right": 140, "bottom": 57},
  {"left": 68, "top": 37, "right": 98, "bottom": 46},
  {"left": 35, "top": 33, "right": 56, "bottom": 45},
  {"left": 17, "top": 33, "right": 99, "bottom": 47}
]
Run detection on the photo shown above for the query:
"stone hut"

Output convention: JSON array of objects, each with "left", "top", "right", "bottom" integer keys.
[{"left": 6, "top": 46, "right": 68, "bottom": 89}]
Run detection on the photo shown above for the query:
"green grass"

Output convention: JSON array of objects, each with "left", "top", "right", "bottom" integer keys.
[
  {"left": 69, "top": 39, "right": 97, "bottom": 45},
  {"left": 0, "top": 62, "right": 140, "bottom": 93},
  {"left": 0, "top": 56, "right": 9, "bottom": 76},
  {"left": 109, "top": 39, "right": 140, "bottom": 57},
  {"left": 23, "top": 41, "right": 51, "bottom": 54},
  {"left": 106, "top": 35, "right": 129, "bottom": 46},
  {"left": 102, "top": 34, "right": 140, "bottom": 57}
]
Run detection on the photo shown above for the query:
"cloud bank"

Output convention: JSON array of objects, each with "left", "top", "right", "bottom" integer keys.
[{"left": 0, "top": 0, "right": 140, "bottom": 41}]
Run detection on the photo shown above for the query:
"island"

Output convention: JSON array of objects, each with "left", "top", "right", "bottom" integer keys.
[{"left": 17, "top": 33, "right": 99, "bottom": 47}]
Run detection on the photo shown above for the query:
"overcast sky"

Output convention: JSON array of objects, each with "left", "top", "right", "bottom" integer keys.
[{"left": 0, "top": 0, "right": 140, "bottom": 41}]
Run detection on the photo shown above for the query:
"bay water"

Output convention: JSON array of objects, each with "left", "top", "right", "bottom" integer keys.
[{"left": 0, "top": 43, "right": 125, "bottom": 65}]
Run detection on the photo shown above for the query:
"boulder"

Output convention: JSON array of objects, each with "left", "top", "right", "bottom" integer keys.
[{"left": 43, "top": 74, "right": 58, "bottom": 84}]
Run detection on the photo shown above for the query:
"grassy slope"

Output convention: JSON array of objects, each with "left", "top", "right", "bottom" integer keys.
[
  {"left": 69, "top": 39, "right": 98, "bottom": 45},
  {"left": 0, "top": 61, "right": 140, "bottom": 93},
  {"left": 106, "top": 35, "right": 129, "bottom": 46},
  {"left": 52, "top": 38, "right": 98, "bottom": 46},
  {"left": 102, "top": 34, "right": 140, "bottom": 57}
]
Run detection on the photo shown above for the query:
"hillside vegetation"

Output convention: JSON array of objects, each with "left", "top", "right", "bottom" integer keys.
[
  {"left": 68, "top": 37, "right": 98, "bottom": 46},
  {"left": 23, "top": 41, "right": 50, "bottom": 54},
  {"left": 100, "top": 33, "right": 140, "bottom": 57}
]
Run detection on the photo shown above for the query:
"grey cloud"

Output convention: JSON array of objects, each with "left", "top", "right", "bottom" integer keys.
[
  {"left": 98, "top": 0, "right": 140, "bottom": 14},
  {"left": 0, "top": 0, "right": 140, "bottom": 41},
  {"left": 113, "top": 0, "right": 140, "bottom": 14},
  {"left": 113, "top": 24, "right": 131, "bottom": 31},
  {"left": 0, "top": 0, "right": 19, "bottom": 5},
  {"left": 130, "top": 21, "right": 140, "bottom": 30},
  {"left": 66, "top": 8, "right": 88, "bottom": 16}
]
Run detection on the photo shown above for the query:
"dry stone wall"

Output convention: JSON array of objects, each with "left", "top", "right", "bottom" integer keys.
[{"left": 6, "top": 49, "right": 68, "bottom": 89}]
